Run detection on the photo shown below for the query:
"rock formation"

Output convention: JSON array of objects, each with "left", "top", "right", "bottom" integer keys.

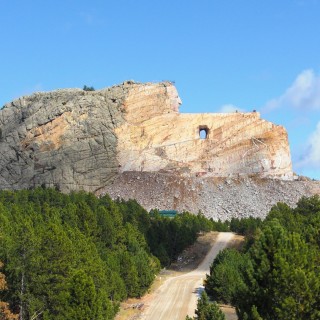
[
  {"left": 0, "top": 81, "right": 318, "bottom": 219},
  {"left": 0, "top": 85, "right": 127, "bottom": 191},
  {"left": 116, "top": 84, "right": 292, "bottom": 179}
]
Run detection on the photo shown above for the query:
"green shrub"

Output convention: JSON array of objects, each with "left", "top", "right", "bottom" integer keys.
[{"left": 83, "top": 85, "right": 95, "bottom": 91}]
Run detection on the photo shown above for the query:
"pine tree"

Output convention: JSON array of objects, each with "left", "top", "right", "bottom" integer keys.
[{"left": 194, "top": 292, "right": 225, "bottom": 320}]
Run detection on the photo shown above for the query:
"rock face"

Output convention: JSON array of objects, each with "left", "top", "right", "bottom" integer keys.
[
  {"left": 0, "top": 81, "right": 318, "bottom": 218},
  {"left": 0, "top": 85, "right": 129, "bottom": 191},
  {"left": 115, "top": 83, "right": 292, "bottom": 179}
]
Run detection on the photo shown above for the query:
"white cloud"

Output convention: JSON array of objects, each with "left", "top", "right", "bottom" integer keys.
[
  {"left": 264, "top": 69, "right": 320, "bottom": 111},
  {"left": 219, "top": 104, "right": 245, "bottom": 113},
  {"left": 297, "top": 121, "right": 320, "bottom": 169}
]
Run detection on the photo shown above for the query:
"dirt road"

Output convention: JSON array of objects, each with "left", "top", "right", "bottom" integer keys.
[{"left": 140, "top": 232, "right": 234, "bottom": 320}]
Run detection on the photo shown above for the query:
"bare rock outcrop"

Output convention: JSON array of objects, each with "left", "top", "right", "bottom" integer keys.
[
  {"left": 0, "top": 81, "right": 318, "bottom": 218},
  {"left": 0, "top": 81, "right": 180, "bottom": 192},
  {"left": 114, "top": 82, "right": 292, "bottom": 180},
  {"left": 0, "top": 85, "right": 129, "bottom": 191}
]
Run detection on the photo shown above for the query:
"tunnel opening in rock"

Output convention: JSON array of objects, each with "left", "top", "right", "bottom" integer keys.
[{"left": 199, "top": 126, "right": 209, "bottom": 139}]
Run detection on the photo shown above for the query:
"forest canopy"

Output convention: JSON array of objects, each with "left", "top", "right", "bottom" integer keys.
[
  {"left": 205, "top": 195, "right": 320, "bottom": 320},
  {"left": 0, "top": 188, "right": 218, "bottom": 319}
]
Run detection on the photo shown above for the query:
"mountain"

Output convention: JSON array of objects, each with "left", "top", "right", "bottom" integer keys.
[{"left": 1, "top": 81, "right": 318, "bottom": 219}]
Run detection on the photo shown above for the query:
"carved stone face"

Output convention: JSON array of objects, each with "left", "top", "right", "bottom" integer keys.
[
  {"left": 115, "top": 82, "right": 293, "bottom": 180},
  {"left": 166, "top": 85, "right": 182, "bottom": 112}
]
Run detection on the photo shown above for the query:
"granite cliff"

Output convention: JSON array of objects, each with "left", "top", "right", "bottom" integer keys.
[
  {"left": 0, "top": 81, "right": 318, "bottom": 219},
  {"left": 116, "top": 83, "right": 292, "bottom": 179}
]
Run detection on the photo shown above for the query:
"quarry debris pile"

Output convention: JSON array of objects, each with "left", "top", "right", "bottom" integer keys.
[{"left": 99, "top": 172, "right": 319, "bottom": 220}]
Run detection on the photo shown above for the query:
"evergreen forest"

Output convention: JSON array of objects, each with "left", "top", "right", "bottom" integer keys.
[
  {"left": 0, "top": 188, "right": 219, "bottom": 319},
  {"left": 205, "top": 195, "right": 320, "bottom": 320},
  {"left": 1, "top": 188, "right": 319, "bottom": 319}
]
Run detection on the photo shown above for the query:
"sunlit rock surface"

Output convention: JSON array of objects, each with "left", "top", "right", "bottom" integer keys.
[
  {"left": 1, "top": 81, "right": 318, "bottom": 218},
  {"left": 116, "top": 83, "right": 292, "bottom": 179}
]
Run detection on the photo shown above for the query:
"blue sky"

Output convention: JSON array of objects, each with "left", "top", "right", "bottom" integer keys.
[{"left": 1, "top": 0, "right": 319, "bottom": 179}]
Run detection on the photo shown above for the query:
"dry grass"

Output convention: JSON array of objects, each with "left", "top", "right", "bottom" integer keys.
[
  {"left": 115, "top": 232, "right": 243, "bottom": 320},
  {"left": 170, "top": 231, "right": 219, "bottom": 272},
  {"left": 115, "top": 232, "right": 219, "bottom": 320},
  {"left": 220, "top": 305, "right": 238, "bottom": 320},
  {"left": 115, "top": 307, "right": 139, "bottom": 320},
  {"left": 228, "top": 234, "right": 245, "bottom": 250}
]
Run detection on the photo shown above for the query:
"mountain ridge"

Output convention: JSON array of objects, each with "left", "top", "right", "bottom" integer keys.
[{"left": 0, "top": 81, "right": 318, "bottom": 218}]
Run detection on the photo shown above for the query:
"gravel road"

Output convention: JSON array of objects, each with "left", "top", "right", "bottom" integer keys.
[{"left": 141, "top": 232, "right": 234, "bottom": 320}]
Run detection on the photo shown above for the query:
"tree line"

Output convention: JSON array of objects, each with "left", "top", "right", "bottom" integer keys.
[
  {"left": 205, "top": 195, "right": 320, "bottom": 320},
  {"left": 0, "top": 188, "right": 220, "bottom": 319}
]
